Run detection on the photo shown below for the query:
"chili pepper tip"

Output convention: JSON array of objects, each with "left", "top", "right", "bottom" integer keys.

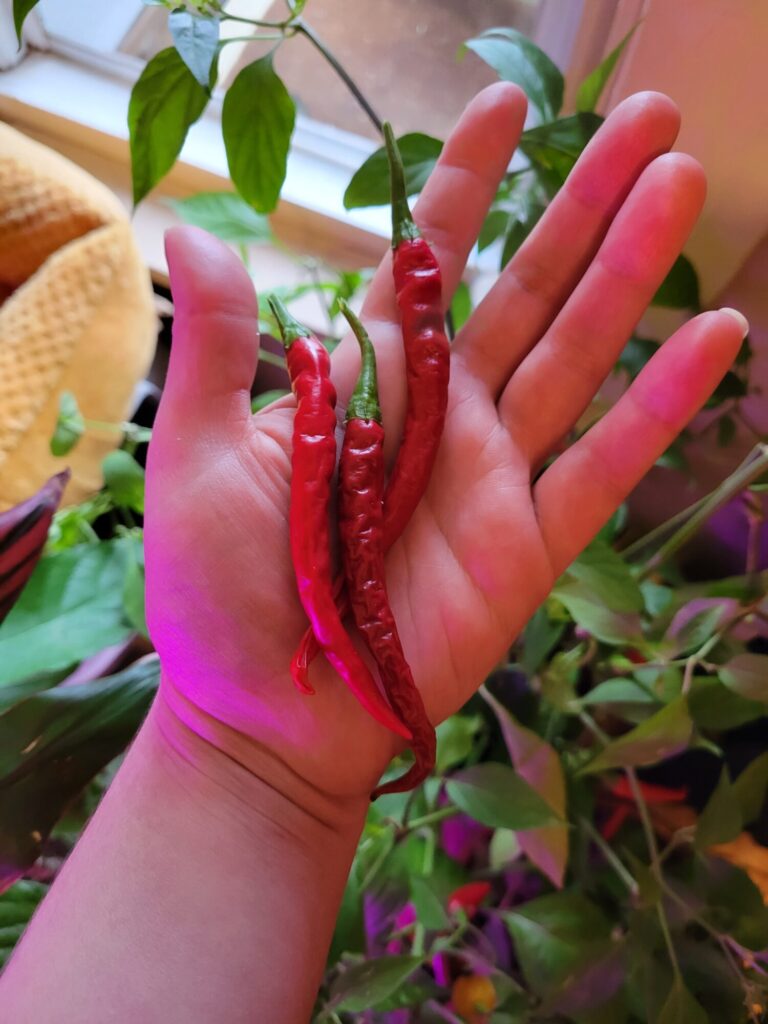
[
  {"left": 339, "top": 300, "right": 381, "bottom": 424},
  {"left": 382, "top": 121, "right": 420, "bottom": 249},
  {"left": 268, "top": 295, "right": 312, "bottom": 347}
]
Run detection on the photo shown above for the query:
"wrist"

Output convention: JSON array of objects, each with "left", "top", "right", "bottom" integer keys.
[{"left": 151, "top": 677, "right": 369, "bottom": 842}]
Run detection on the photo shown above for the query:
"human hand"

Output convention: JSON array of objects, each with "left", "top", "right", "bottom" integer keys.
[{"left": 145, "top": 84, "right": 746, "bottom": 821}]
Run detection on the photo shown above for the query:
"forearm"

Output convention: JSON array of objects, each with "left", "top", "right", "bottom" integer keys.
[{"left": 0, "top": 688, "right": 366, "bottom": 1024}]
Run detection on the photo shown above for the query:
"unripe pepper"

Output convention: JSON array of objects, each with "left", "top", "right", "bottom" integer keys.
[
  {"left": 337, "top": 301, "right": 435, "bottom": 796},
  {"left": 269, "top": 296, "right": 410, "bottom": 741}
]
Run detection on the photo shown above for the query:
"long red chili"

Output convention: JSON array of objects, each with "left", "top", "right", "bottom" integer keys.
[
  {"left": 337, "top": 300, "right": 435, "bottom": 796},
  {"left": 269, "top": 296, "right": 410, "bottom": 741},
  {"left": 292, "top": 123, "right": 450, "bottom": 689}
]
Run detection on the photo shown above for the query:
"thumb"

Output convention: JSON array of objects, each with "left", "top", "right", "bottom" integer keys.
[{"left": 158, "top": 225, "right": 259, "bottom": 444}]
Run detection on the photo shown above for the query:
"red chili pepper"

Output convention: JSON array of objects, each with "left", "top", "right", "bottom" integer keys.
[
  {"left": 292, "top": 122, "right": 449, "bottom": 689},
  {"left": 269, "top": 296, "right": 410, "bottom": 741},
  {"left": 600, "top": 777, "right": 687, "bottom": 840},
  {"left": 447, "top": 880, "right": 492, "bottom": 917},
  {"left": 337, "top": 301, "right": 435, "bottom": 795}
]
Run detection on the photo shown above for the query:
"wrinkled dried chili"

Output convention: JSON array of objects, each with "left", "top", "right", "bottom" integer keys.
[
  {"left": 337, "top": 300, "right": 435, "bottom": 795},
  {"left": 292, "top": 123, "right": 450, "bottom": 688},
  {"left": 269, "top": 296, "right": 410, "bottom": 741}
]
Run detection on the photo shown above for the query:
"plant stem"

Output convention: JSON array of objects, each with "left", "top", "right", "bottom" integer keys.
[
  {"left": 621, "top": 494, "right": 710, "bottom": 559},
  {"left": 624, "top": 767, "right": 681, "bottom": 979},
  {"left": 403, "top": 805, "right": 460, "bottom": 832},
  {"left": 639, "top": 444, "right": 768, "bottom": 578},
  {"left": 295, "top": 20, "right": 383, "bottom": 134},
  {"left": 218, "top": 11, "right": 288, "bottom": 29},
  {"left": 578, "top": 816, "right": 638, "bottom": 896},
  {"left": 258, "top": 349, "right": 288, "bottom": 370}
]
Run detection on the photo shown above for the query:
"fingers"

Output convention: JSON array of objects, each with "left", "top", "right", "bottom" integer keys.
[
  {"left": 454, "top": 91, "right": 681, "bottom": 394},
  {"left": 363, "top": 81, "right": 528, "bottom": 324},
  {"left": 532, "top": 309, "right": 748, "bottom": 576},
  {"left": 158, "top": 226, "right": 259, "bottom": 443},
  {"left": 499, "top": 152, "right": 706, "bottom": 463}
]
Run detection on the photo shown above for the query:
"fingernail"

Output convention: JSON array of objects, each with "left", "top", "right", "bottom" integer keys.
[{"left": 719, "top": 307, "right": 749, "bottom": 338}]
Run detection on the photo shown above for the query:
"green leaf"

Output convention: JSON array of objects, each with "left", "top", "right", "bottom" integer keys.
[
  {"left": 576, "top": 25, "right": 639, "bottom": 113},
  {"left": 718, "top": 653, "right": 768, "bottom": 702},
  {"left": 657, "top": 977, "right": 708, "bottom": 1024},
  {"left": 695, "top": 857, "right": 768, "bottom": 950},
  {"left": 705, "top": 371, "right": 747, "bottom": 409},
  {"left": 102, "top": 450, "right": 145, "bottom": 514},
  {"left": 463, "top": 28, "right": 564, "bottom": 120},
  {"left": 540, "top": 943, "right": 626, "bottom": 1017},
  {"left": 128, "top": 47, "right": 211, "bottom": 206},
  {"left": 0, "top": 880, "right": 47, "bottom": 966},
  {"left": 732, "top": 751, "right": 768, "bottom": 824},
  {"left": 222, "top": 55, "right": 295, "bottom": 214},
  {"left": 450, "top": 280, "right": 472, "bottom": 332},
  {"left": 553, "top": 578, "right": 642, "bottom": 644},
  {"left": 502, "top": 890, "right": 611, "bottom": 996},
  {"left": 0, "top": 538, "right": 139, "bottom": 684},
  {"left": 343, "top": 133, "right": 443, "bottom": 210},
  {"left": 50, "top": 391, "right": 85, "bottom": 457},
  {"left": 668, "top": 603, "right": 729, "bottom": 657},
  {"left": 521, "top": 605, "right": 565, "bottom": 677},
  {"left": 580, "top": 697, "right": 692, "bottom": 774},
  {"left": 410, "top": 876, "right": 450, "bottom": 930},
  {"left": 567, "top": 542, "right": 644, "bottom": 614},
  {"left": 167, "top": 191, "right": 272, "bottom": 244},
  {"left": 123, "top": 552, "right": 148, "bottom": 639},
  {"left": 581, "top": 678, "right": 657, "bottom": 707},
  {"left": 330, "top": 955, "right": 422, "bottom": 1011},
  {"left": 446, "top": 763, "right": 562, "bottom": 831},
  {"left": 695, "top": 767, "right": 742, "bottom": 849},
  {"left": 540, "top": 644, "right": 584, "bottom": 711},
  {"left": 500, "top": 200, "right": 545, "bottom": 267},
  {"left": 168, "top": 9, "right": 219, "bottom": 89},
  {"left": 652, "top": 254, "right": 700, "bottom": 310},
  {"left": 478, "top": 208, "right": 511, "bottom": 252},
  {"left": 689, "top": 676, "right": 766, "bottom": 730},
  {"left": 13, "top": 0, "right": 39, "bottom": 42},
  {"left": 0, "top": 657, "right": 159, "bottom": 890},
  {"left": 482, "top": 689, "right": 568, "bottom": 887},
  {"left": 251, "top": 389, "right": 289, "bottom": 413},
  {"left": 618, "top": 335, "right": 659, "bottom": 379},
  {"left": 434, "top": 714, "right": 483, "bottom": 773},
  {"left": 519, "top": 114, "right": 603, "bottom": 186}
]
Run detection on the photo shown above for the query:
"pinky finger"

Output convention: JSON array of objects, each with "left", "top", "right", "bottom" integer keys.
[{"left": 533, "top": 309, "right": 749, "bottom": 577}]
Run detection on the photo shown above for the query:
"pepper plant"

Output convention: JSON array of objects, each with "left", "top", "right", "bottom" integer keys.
[{"left": 2, "top": 3, "right": 767, "bottom": 1020}]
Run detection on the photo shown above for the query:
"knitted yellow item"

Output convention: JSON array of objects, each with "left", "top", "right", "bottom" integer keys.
[{"left": 0, "top": 123, "right": 156, "bottom": 509}]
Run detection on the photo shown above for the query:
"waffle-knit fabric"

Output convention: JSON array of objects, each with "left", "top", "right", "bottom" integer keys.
[{"left": 0, "top": 124, "right": 156, "bottom": 509}]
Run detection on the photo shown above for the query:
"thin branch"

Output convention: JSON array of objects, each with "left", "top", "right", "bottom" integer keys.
[
  {"left": 578, "top": 816, "right": 638, "bottom": 896},
  {"left": 295, "top": 20, "right": 383, "bottom": 134}
]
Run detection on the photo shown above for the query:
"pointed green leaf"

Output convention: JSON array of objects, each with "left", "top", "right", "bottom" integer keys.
[
  {"left": 689, "top": 677, "right": 766, "bottom": 730},
  {"left": 580, "top": 697, "right": 692, "bottom": 774},
  {"left": 128, "top": 47, "right": 211, "bottom": 206},
  {"left": 695, "top": 767, "right": 742, "bottom": 849},
  {"left": 410, "top": 876, "right": 450, "bottom": 930},
  {"left": 13, "top": 0, "right": 40, "bottom": 43},
  {"left": 553, "top": 577, "right": 642, "bottom": 644},
  {"left": 434, "top": 714, "right": 483, "bottom": 773},
  {"left": 519, "top": 114, "right": 603, "bottom": 186},
  {"left": 652, "top": 254, "right": 700, "bottom": 310},
  {"left": 568, "top": 542, "right": 644, "bottom": 613},
  {"left": 463, "top": 28, "right": 564, "bottom": 120},
  {"left": 521, "top": 605, "right": 565, "bottom": 678},
  {"left": 576, "top": 25, "right": 639, "bottom": 113},
  {"left": 718, "top": 653, "right": 768, "bottom": 703},
  {"left": 330, "top": 955, "right": 422, "bottom": 1011},
  {"left": 222, "top": 55, "right": 295, "bottom": 213},
  {"left": 502, "top": 890, "right": 611, "bottom": 996},
  {"left": 102, "top": 450, "right": 145, "bottom": 514},
  {"left": 50, "top": 391, "right": 85, "bottom": 456},
  {"left": 0, "top": 880, "right": 47, "bottom": 965},
  {"left": 581, "top": 678, "right": 657, "bottom": 707},
  {"left": 482, "top": 688, "right": 568, "bottom": 887},
  {"left": 343, "top": 133, "right": 443, "bottom": 210},
  {"left": 657, "top": 976, "right": 708, "bottom": 1024},
  {"left": 167, "top": 191, "right": 272, "bottom": 244},
  {"left": 168, "top": 9, "right": 219, "bottom": 88},
  {"left": 446, "top": 762, "right": 562, "bottom": 831},
  {"left": 450, "top": 280, "right": 472, "bottom": 332},
  {"left": 732, "top": 752, "right": 768, "bottom": 825}
]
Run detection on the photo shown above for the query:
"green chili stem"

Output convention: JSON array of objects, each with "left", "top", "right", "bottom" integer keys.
[
  {"left": 267, "top": 296, "right": 311, "bottom": 346},
  {"left": 383, "top": 121, "right": 420, "bottom": 247},
  {"left": 339, "top": 300, "right": 381, "bottom": 422},
  {"left": 294, "top": 20, "right": 383, "bottom": 134}
]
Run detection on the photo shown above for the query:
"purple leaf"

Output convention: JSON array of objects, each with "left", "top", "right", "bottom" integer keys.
[{"left": 0, "top": 472, "right": 69, "bottom": 623}]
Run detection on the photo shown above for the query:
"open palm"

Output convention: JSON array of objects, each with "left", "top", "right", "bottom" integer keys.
[{"left": 145, "top": 84, "right": 744, "bottom": 805}]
